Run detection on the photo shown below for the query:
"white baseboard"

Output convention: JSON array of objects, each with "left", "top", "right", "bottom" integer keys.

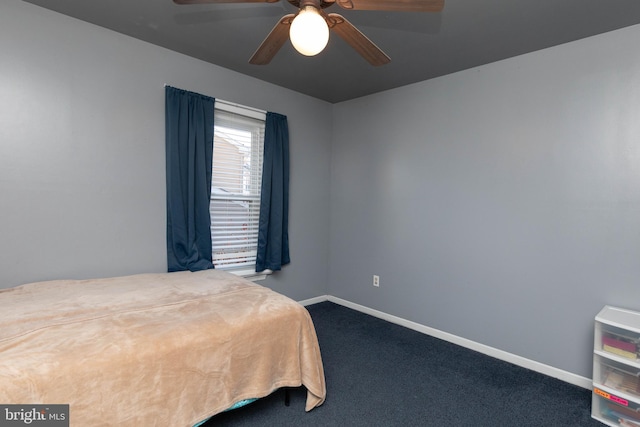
[
  {"left": 298, "top": 295, "right": 329, "bottom": 306},
  {"left": 299, "top": 294, "right": 592, "bottom": 390}
]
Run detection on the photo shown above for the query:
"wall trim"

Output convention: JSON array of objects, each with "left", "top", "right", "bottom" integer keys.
[
  {"left": 299, "top": 294, "right": 592, "bottom": 390},
  {"left": 298, "top": 295, "right": 329, "bottom": 307}
]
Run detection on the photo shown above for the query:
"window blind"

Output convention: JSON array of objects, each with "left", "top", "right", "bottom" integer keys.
[{"left": 210, "top": 106, "right": 266, "bottom": 270}]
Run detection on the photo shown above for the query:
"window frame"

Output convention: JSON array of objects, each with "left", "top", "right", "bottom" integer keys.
[{"left": 211, "top": 100, "right": 272, "bottom": 281}]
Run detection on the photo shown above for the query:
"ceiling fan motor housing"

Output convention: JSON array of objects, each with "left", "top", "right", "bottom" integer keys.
[{"left": 288, "top": 0, "right": 335, "bottom": 9}]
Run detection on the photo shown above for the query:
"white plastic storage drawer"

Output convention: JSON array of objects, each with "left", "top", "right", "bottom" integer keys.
[
  {"left": 593, "top": 388, "right": 640, "bottom": 426},
  {"left": 594, "top": 354, "right": 640, "bottom": 399},
  {"left": 596, "top": 323, "right": 640, "bottom": 361}
]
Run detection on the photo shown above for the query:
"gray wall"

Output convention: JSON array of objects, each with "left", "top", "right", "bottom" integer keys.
[
  {"left": 329, "top": 24, "right": 640, "bottom": 379},
  {"left": 3, "top": 0, "right": 640, "bottom": 383},
  {"left": 0, "top": 0, "right": 331, "bottom": 302}
]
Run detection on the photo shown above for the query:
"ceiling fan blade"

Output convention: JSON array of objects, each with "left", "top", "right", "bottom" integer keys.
[
  {"left": 249, "top": 14, "right": 295, "bottom": 65},
  {"left": 326, "top": 13, "right": 390, "bottom": 66},
  {"left": 173, "top": 0, "right": 279, "bottom": 4},
  {"left": 335, "top": 0, "right": 444, "bottom": 12}
]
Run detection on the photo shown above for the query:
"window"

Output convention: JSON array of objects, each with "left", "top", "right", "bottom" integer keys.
[{"left": 210, "top": 101, "right": 266, "bottom": 275}]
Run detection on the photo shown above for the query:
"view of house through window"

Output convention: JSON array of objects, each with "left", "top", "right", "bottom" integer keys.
[{"left": 211, "top": 102, "right": 266, "bottom": 271}]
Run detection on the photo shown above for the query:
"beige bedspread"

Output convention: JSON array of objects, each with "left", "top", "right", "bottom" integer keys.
[{"left": 0, "top": 270, "right": 325, "bottom": 426}]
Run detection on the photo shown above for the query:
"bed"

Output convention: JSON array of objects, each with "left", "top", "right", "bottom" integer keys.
[{"left": 0, "top": 269, "right": 326, "bottom": 426}]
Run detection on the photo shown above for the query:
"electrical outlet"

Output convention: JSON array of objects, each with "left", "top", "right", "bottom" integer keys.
[{"left": 373, "top": 275, "right": 380, "bottom": 287}]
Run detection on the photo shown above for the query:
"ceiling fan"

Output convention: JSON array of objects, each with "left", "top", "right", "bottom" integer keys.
[{"left": 173, "top": 0, "right": 444, "bottom": 66}]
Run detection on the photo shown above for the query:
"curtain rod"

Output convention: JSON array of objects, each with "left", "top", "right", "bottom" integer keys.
[{"left": 164, "top": 85, "right": 268, "bottom": 117}]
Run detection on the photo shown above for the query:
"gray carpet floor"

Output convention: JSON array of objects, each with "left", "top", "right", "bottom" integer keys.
[{"left": 205, "top": 301, "right": 600, "bottom": 426}]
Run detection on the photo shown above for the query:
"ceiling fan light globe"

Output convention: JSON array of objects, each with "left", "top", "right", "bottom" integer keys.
[{"left": 289, "top": 7, "right": 329, "bottom": 57}]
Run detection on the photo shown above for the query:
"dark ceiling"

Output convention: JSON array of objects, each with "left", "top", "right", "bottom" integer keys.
[{"left": 23, "top": 0, "right": 640, "bottom": 103}]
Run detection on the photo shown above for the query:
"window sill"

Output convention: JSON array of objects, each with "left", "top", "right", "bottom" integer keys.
[{"left": 227, "top": 268, "right": 273, "bottom": 282}]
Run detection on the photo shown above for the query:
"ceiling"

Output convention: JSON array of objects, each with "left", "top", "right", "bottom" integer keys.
[{"left": 23, "top": 0, "right": 640, "bottom": 103}]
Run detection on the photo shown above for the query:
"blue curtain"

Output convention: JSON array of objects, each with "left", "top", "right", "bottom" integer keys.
[
  {"left": 165, "top": 86, "right": 215, "bottom": 272},
  {"left": 256, "top": 112, "right": 291, "bottom": 272}
]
